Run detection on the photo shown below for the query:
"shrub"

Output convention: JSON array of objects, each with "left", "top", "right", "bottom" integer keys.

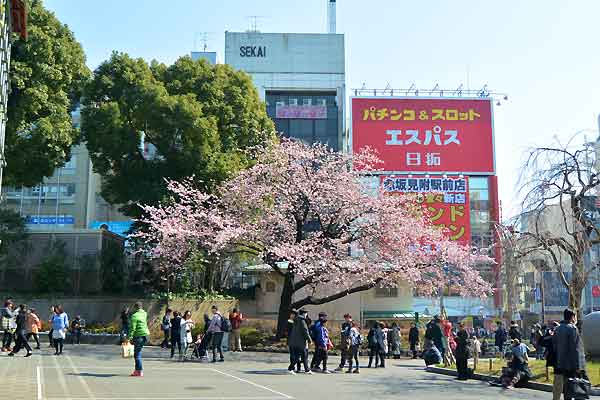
[
  {"left": 33, "top": 241, "right": 69, "bottom": 293},
  {"left": 240, "top": 327, "right": 268, "bottom": 347}
]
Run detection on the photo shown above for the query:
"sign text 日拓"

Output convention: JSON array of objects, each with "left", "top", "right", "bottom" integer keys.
[
  {"left": 352, "top": 98, "right": 494, "bottom": 173},
  {"left": 240, "top": 46, "right": 267, "bottom": 57}
]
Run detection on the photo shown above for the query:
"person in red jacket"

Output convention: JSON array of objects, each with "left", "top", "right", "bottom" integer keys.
[{"left": 228, "top": 308, "right": 244, "bottom": 352}]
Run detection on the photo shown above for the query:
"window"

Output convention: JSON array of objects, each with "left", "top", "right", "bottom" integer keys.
[
  {"left": 302, "top": 98, "right": 311, "bottom": 106},
  {"left": 289, "top": 98, "right": 298, "bottom": 106},
  {"left": 265, "top": 281, "right": 276, "bottom": 293},
  {"left": 374, "top": 287, "right": 398, "bottom": 298}
]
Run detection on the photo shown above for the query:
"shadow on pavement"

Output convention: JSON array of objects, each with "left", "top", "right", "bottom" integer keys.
[
  {"left": 66, "top": 372, "right": 119, "bottom": 378},
  {"left": 243, "top": 370, "right": 290, "bottom": 375}
]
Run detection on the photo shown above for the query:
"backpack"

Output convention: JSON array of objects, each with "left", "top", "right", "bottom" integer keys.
[
  {"left": 309, "top": 323, "right": 319, "bottom": 341},
  {"left": 221, "top": 317, "right": 232, "bottom": 333}
]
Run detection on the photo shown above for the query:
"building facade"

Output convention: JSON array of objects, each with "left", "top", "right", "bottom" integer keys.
[{"left": 225, "top": 31, "right": 345, "bottom": 151}]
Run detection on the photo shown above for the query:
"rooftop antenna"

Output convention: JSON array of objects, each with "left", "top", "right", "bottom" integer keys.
[
  {"left": 453, "top": 84, "right": 464, "bottom": 97},
  {"left": 429, "top": 83, "right": 440, "bottom": 95},
  {"left": 327, "top": 0, "right": 336, "bottom": 34},
  {"left": 406, "top": 82, "right": 416, "bottom": 96},
  {"left": 247, "top": 16, "right": 264, "bottom": 32},
  {"left": 194, "top": 32, "right": 213, "bottom": 52}
]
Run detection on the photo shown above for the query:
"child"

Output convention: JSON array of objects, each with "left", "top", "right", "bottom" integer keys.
[
  {"left": 347, "top": 321, "right": 361, "bottom": 374},
  {"left": 471, "top": 333, "right": 481, "bottom": 371}
]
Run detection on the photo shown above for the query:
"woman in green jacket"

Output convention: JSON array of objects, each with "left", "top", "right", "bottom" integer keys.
[{"left": 129, "top": 302, "right": 149, "bottom": 377}]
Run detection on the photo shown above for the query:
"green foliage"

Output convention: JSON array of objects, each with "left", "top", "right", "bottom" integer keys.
[
  {"left": 0, "top": 208, "right": 27, "bottom": 257},
  {"left": 148, "top": 288, "right": 235, "bottom": 301},
  {"left": 81, "top": 53, "right": 275, "bottom": 218},
  {"left": 5, "top": 0, "right": 90, "bottom": 187},
  {"left": 100, "top": 239, "right": 126, "bottom": 293},
  {"left": 239, "top": 327, "right": 268, "bottom": 347},
  {"left": 33, "top": 240, "right": 70, "bottom": 293}
]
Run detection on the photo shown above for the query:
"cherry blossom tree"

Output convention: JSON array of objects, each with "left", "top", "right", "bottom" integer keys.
[{"left": 138, "top": 140, "right": 492, "bottom": 336}]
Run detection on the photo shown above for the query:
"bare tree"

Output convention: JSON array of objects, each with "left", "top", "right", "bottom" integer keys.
[
  {"left": 495, "top": 223, "right": 524, "bottom": 320},
  {"left": 518, "top": 138, "right": 600, "bottom": 320}
]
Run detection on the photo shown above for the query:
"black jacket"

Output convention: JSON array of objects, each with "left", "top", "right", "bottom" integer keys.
[
  {"left": 170, "top": 316, "right": 182, "bottom": 337},
  {"left": 541, "top": 333, "right": 556, "bottom": 368},
  {"left": 289, "top": 315, "right": 311, "bottom": 348},
  {"left": 367, "top": 327, "right": 385, "bottom": 350},
  {"left": 15, "top": 311, "right": 27, "bottom": 334},
  {"left": 509, "top": 325, "right": 521, "bottom": 340},
  {"left": 409, "top": 327, "right": 419, "bottom": 344},
  {"left": 553, "top": 321, "right": 585, "bottom": 372}
]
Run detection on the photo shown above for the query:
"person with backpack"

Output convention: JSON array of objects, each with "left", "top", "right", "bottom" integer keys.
[
  {"left": 310, "top": 312, "right": 331, "bottom": 373},
  {"left": 347, "top": 321, "right": 362, "bottom": 373},
  {"left": 367, "top": 320, "right": 385, "bottom": 368},
  {"left": 207, "top": 305, "right": 225, "bottom": 362},
  {"left": 335, "top": 313, "right": 353, "bottom": 371}
]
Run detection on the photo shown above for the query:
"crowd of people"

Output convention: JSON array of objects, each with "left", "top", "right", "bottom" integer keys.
[{"left": 1, "top": 299, "right": 77, "bottom": 357}]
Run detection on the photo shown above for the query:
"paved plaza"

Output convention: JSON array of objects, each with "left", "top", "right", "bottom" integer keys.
[{"left": 0, "top": 345, "right": 554, "bottom": 400}]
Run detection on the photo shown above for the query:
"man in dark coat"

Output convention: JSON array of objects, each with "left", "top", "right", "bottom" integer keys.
[
  {"left": 425, "top": 316, "right": 444, "bottom": 357},
  {"left": 509, "top": 321, "right": 522, "bottom": 341},
  {"left": 409, "top": 322, "right": 420, "bottom": 359},
  {"left": 495, "top": 321, "right": 508, "bottom": 354},
  {"left": 8, "top": 305, "right": 32, "bottom": 357},
  {"left": 553, "top": 309, "right": 586, "bottom": 400},
  {"left": 288, "top": 309, "right": 312, "bottom": 374}
]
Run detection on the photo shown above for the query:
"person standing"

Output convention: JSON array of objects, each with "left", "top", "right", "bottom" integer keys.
[
  {"left": 160, "top": 308, "right": 172, "bottom": 349},
  {"left": 495, "top": 321, "right": 508, "bottom": 355},
  {"left": 287, "top": 309, "right": 313, "bottom": 374},
  {"left": 509, "top": 320, "right": 522, "bottom": 341},
  {"left": 181, "top": 310, "right": 194, "bottom": 360},
  {"left": 390, "top": 323, "right": 401, "bottom": 359},
  {"left": 1, "top": 300, "right": 15, "bottom": 352},
  {"left": 553, "top": 309, "right": 586, "bottom": 400},
  {"left": 8, "top": 304, "right": 32, "bottom": 357},
  {"left": 454, "top": 322, "right": 470, "bottom": 380},
  {"left": 47, "top": 306, "right": 57, "bottom": 349},
  {"left": 70, "top": 315, "right": 83, "bottom": 345},
  {"left": 207, "top": 305, "right": 225, "bottom": 363},
  {"left": 347, "top": 321, "right": 362, "bottom": 374},
  {"left": 336, "top": 313, "right": 353, "bottom": 371},
  {"left": 26, "top": 308, "right": 41, "bottom": 349},
  {"left": 409, "top": 322, "right": 420, "bottom": 359},
  {"left": 51, "top": 305, "right": 69, "bottom": 355},
  {"left": 120, "top": 307, "right": 130, "bottom": 343},
  {"left": 129, "top": 302, "right": 149, "bottom": 377},
  {"left": 228, "top": 308, "right": 243, "bottom": 352},
  {"left": 367, "top": 321, "right": 385, "bottom": 368},
  {"left": 170, "top": 311, "right": 182, "bottom": 359}
]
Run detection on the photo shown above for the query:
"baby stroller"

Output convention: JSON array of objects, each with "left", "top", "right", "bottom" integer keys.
[{"left": 183, "top": 334, "right": 210, "bottom": 362}]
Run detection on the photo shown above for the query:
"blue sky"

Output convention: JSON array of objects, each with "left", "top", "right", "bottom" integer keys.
[{"left": 45, "top": 0, "right": 600, "bottom": 217}]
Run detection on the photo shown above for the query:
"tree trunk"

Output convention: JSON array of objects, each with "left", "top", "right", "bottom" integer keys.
[
  {"left": 569, "top": 266, "right": 585, "bottom": 324},
  {"left": 276, "top": 273, "right": 295, "bottom": 339}
]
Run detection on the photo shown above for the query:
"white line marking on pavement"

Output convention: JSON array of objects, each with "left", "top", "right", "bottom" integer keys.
[
  {"left": 37, "top": 366, "right": 42, "bottom": 400},
  {"left": 209, "top": 368, "right": 294, "bottom": 399},
  {"left": 66, "top": 353, "right": 96, "bottom": 400},
  {"left": 44, "top": 398, "right": 286, "bottom": 400},
  {"left": 52, "top": 353, "right": 72, "bottom": 399}
]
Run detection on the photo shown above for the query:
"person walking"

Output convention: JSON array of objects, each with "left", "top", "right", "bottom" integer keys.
[
  {"left": 454, "top": 322, "right": 470, "bottom": 380},
  {"left": 287, "top": 309, "right": 313, "bottom": 374},
  {"left": 26, "top": 308, "right": 41, "bottom": 349},
  {"left": 553, "top": 309, "right": 586, "bottom": 400},
  {"left": 228, "top": 308, "right": 243, "bottom": 352},
  {"left": 409, "top": 322, "right": 420, "bottom": 359},
  {"left": 47, "top": 306, "right": 57, "bottom": 349},
  {"left": 160, "top": 308, "right": 172, "bottom": 349},
  {"left": 70, "top": 315, "right": 83, "bottom": 345},
  {"left": 390, "top": 322, "right": 401, "bottom": 359},
  {"left": 336, "top": 313, "right": 353, "bottom": 371},
  {"left": 207, "top": 305, "right": 225, "bottom": 363},
  {"left": 494, "top": 321, "right": 508, "bottom": 355},
  {"left": 312, "top": 313, "right": 332, "bottom": 373},
  {"left": 129, "top": 302, "right": 149, "bottom": 377},
  {"left": 347, "top": 321, "right": 362, "bottom": 374},
  {"left": 51, "top": 305, "right": 69, "bottom": 355},
  {"left": 1, "top": 300, "right": 15, "bottom": 352},
  {"left": 8, "top": 304, "right": 32, "bottom": 357},
  {"left": 170, "top": 311, "right": 183, "bottom": 359},
  {"left": 367, "top": 321, "right": 385, "bottom": 368}
]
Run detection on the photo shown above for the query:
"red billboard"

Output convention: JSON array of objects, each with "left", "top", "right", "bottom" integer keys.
[
  {"left": 352, "top": 98, "right": 494, "bottom": 173},
  {"left": 381, "top": 175, "right": 471, "bottom": 244}
]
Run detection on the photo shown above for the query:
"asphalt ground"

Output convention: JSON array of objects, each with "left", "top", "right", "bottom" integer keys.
[{"left": 0, "top": 344, "right": 551, "bottom": 400}]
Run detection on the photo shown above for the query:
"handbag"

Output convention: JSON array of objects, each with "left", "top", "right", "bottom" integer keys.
[
  {"left": 121, "top": 341, "right": 134, "bottom": 358},
  {"left": 566, "top": 375, "right": 591, "bottom": 400}
]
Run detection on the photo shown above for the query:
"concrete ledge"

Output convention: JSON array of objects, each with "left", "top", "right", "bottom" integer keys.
[{"left": 427, "top": 366, "right": 600, "bottom": 396}]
